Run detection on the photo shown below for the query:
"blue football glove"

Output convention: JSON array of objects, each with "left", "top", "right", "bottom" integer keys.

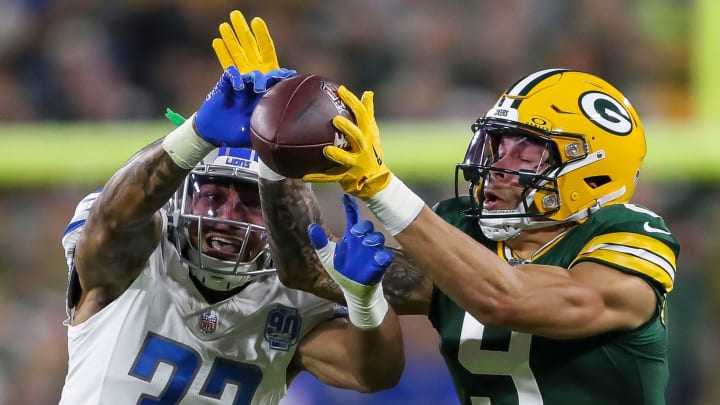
[
  {"left": 194, "top": 66, "right": 296, "bottom": 147},
  {"left": 308, "top": 194, "right": 393, "bottom": 328}
]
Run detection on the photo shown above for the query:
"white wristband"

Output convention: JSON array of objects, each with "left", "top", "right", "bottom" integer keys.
[
  {"left": 367, "top": 174, "right": 425, "bottom": 236},
  {"left": 258, "top": 158, "right": 287, "bottom": 181},
  {"left": 314, "top": 242, "right": 389, "bottom": 329},
  {"left": 161, "top": 113, "right": 213, "bottom": 169},
  {"left": 343, "top": 282, "right": 389, "bottom": 330}
]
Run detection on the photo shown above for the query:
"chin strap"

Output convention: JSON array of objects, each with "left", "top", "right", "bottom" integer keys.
[
  {"left": 479, "top": 186, "right": 627, "bottom": 241},
  {"left": 561, "top": 185, "right": 627, "bottom": 223},
  {"left": 185, "top": 248, "right": 275, "bottom": 291}
]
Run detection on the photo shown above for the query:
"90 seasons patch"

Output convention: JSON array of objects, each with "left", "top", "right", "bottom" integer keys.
[{"left": 264, "top": 304, "right": 302, "bottom": 351}]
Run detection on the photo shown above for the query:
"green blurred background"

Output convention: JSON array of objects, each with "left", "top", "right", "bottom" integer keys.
[{"left": 0, "top": 1, "right": 718, "bottom": 404}]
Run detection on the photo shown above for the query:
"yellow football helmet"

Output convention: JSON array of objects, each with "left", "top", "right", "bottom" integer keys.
[{"left": 456, "top": 69, "right": 646, "bottom": 240}]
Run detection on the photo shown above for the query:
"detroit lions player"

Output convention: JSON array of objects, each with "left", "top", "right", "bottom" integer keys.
[
  {"left": 265, "top": 69, "right": 680, "bottom": 404},
  {"left": 58, "top": 12, "right": 403, "bottom": 405}
]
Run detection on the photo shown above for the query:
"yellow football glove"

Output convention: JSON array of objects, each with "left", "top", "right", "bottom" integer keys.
[
  {"left": 212, "top": 10, "right": 279, "bottom": 74},
  {"left": 303, "top": 86, "right": 392, "bottom": 200}
]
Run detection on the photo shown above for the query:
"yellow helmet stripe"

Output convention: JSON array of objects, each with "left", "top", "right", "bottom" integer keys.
[{"left": 572, "top": 232, "right": 676, "bottom": 291}]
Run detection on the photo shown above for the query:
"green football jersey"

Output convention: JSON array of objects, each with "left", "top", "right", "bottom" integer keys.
[{"left": 429, "top": 197, "right": 679, "bottom": 405}]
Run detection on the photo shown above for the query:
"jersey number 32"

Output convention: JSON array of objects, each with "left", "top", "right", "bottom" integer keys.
[{"left": 130, "top": 332, "right": 262, "bottom": 404}]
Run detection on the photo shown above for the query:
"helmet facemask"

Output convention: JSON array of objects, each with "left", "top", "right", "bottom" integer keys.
[
  {"left": 456, "top": 119, "right": 567, "bottom": 240},
  {"left": 167, "top": 148, "right": 274, "bottom": 291}
]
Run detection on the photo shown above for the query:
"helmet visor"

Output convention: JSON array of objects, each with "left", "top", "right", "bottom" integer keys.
[
  {"left": 455, "top": 121, "right": 562, "bottom": 219},
  {"left": 459, "top": 124, "right": 558, "bottom": 186}
]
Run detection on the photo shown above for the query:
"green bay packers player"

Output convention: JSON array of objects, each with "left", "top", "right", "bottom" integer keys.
[
  {"left": 263, "top": 68, "right": 679, "bottom": 404},
  {"left": 58, "top": 12, "right": 403, "bottom": 404}
]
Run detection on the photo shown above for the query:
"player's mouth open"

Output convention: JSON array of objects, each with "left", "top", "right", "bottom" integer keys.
[
  {"left": 483, "top": 190, "right": 506, "bottom": 210},
  {"left": 205, "top": 235, "right": 243, "bottom": 258}
]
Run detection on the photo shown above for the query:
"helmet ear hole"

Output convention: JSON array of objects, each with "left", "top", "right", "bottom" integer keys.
[{"left": 584, "top": 175, "right": 611, "bottom": 189}]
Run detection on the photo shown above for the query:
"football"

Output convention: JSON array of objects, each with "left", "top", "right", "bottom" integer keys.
[{"left": 249, "top": 74, "right": 354, "bottom": 179}]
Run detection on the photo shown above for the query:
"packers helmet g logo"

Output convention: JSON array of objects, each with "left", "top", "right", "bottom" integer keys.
[{"left": 579, "top": 91, "right": 632, "bottom": 135}]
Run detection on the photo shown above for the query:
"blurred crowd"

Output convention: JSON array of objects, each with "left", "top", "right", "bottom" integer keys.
[
  {"left": 1, "top": 1, "right": 715, "bottom": 405},
  {"left": 0, "top": 0, "right": 690, "bottom": 122}
]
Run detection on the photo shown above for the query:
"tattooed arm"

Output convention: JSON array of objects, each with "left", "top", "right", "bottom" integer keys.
[
  {"left": 259, "top": 178, "right": 434, "bottom": 315},
  {"left": 259, "top": 178, "right": 343, "bottom": 302},
  {"left": 72, "top": 140, "right": 190, "bottom": 324},
  {"left": 381, "top": 249, "right": 434, "bottom": 315}
]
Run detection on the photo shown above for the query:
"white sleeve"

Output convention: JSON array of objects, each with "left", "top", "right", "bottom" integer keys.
[
  {"left": 61, "top": 190, "right": 101, "bottom": 268},
  {"left": 61, "top": 190, "right": 102, "bottom": 315}
]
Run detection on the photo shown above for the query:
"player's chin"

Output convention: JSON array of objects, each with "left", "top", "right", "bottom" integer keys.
[{"left": 202, "top": 243, "right": 264, "bottom": 262}]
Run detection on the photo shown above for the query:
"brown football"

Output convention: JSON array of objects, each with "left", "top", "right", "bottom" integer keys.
[{"left": 249, "top": 74, "right": 353, "bottom": 179}]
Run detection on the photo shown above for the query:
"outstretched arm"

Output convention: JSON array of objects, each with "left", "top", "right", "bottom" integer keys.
[
  {"left": 304, "top": 85, "right": 664, "bottom": 340},
  {"left": 72, "top": 67, "right": 294, "bottom": 325},
  {"left": 258, "top": 177, "right": 341, "bottom": 300},
  {"left": 259, "top": 175, "right": 433, "bottom": 315}
]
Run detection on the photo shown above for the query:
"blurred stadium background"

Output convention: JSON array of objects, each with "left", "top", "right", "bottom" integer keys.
[{"left": 0, "top": 1, "right": 718, "bottom": 404}]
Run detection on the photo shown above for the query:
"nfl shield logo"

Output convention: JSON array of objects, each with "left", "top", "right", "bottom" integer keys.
[{"left": 199, "top": 312, "right": 218, "bottom": 335}]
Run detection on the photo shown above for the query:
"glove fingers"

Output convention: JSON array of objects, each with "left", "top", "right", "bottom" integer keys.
[
  {"left": 323, "top": 145, "right": 357, "bottom": 167},
  {"left": 212, "top": 38, "right": 234, "bottom": 71},
  {"left": 219, "top": 23, "right": 250, "bottom": 72},
  {"left": 351, "top": 220, "right": 374, "bottom": 238},
  {"left": 224, "top": 66, "right": 245, "bottom": 91},
  {"left": 250, "top": 17, "right": 279, "bottom": 72},
  {"left": 332, "top": 116, "right": 363, "bottom": 151},
  {"left": 361, "top": 90, "right": 381, "bottom": 136},
  {"left": 245, "top": 70, "right": 268, "bottom": 93},
  {"left": 360, "top": 230, "right": 384, "bottom": 247},
  {"left": 230, "top": 10, "right": 261, "bottom": 68},
  {"left": 302, "top": 172, "right": 344, "bottom": 183},
  {"left": 308, "top": 224, "right": 335, "bottom": 270},
  {"left": 337, "top": 86, "right": 370, "bottom": 133},
  {"left": 307, "top": 223, "right": 329, "bottom": 250},
  {"left": 360, "top": 90, "right": 375, "bottom": 118},
  {"left": 267, "top": 68, "right": 297, "bottom": 79},
  {"left": 342, "top": 194, "right": 360, "bottom": 233},
  {"left": 374, "top": 250, "right": 394, "bottom": 268},
  {"left": 337, "top": 85, "right": 362, "bottom": 108},
  {"left": 264, "top": 68, "right": 298, "bottom": 89}
]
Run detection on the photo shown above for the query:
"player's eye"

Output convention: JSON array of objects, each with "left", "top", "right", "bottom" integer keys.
[{"left": 199, "top": 190, "right": 229, "bottom": 206}]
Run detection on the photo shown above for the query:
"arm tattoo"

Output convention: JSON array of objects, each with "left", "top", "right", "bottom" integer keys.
[
  {"left": 114, "top": 139, "right": 188, "bottom": 214},
  {"left": 259, "top": 179, "right": 433, "bottom": 314},
  {"left": 382, "top": 248, "right": 432, "bottom": 315},
  {"left": 82, "top": 140, "right": 190, "bottom": 286},
  {"left": 259, "top": 179, "right": 344, "bottom": 303}
]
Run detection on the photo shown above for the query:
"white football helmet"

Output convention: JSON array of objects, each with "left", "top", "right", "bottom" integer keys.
[{"left": 167, "top": 147, "right": 274, "bottom": 291}]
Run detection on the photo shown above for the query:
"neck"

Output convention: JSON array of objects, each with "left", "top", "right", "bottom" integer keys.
[
  {"left": 505, "top": 222, "right": 575, "bottom": 260},
  {"left": 189, "top": 274, "right": 248, "bottom": 304}
]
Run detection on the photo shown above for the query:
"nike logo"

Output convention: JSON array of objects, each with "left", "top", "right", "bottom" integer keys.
[
  {"left": 372, "top": 145, "right": 383, "bottom": 166},
  {"left": 643, "top": 222, "right": 671, "bottom": 235}
]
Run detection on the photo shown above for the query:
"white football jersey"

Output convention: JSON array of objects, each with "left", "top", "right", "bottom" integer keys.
[{"left": 60, "top": 193, "right": 339, "bottom": 405}]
